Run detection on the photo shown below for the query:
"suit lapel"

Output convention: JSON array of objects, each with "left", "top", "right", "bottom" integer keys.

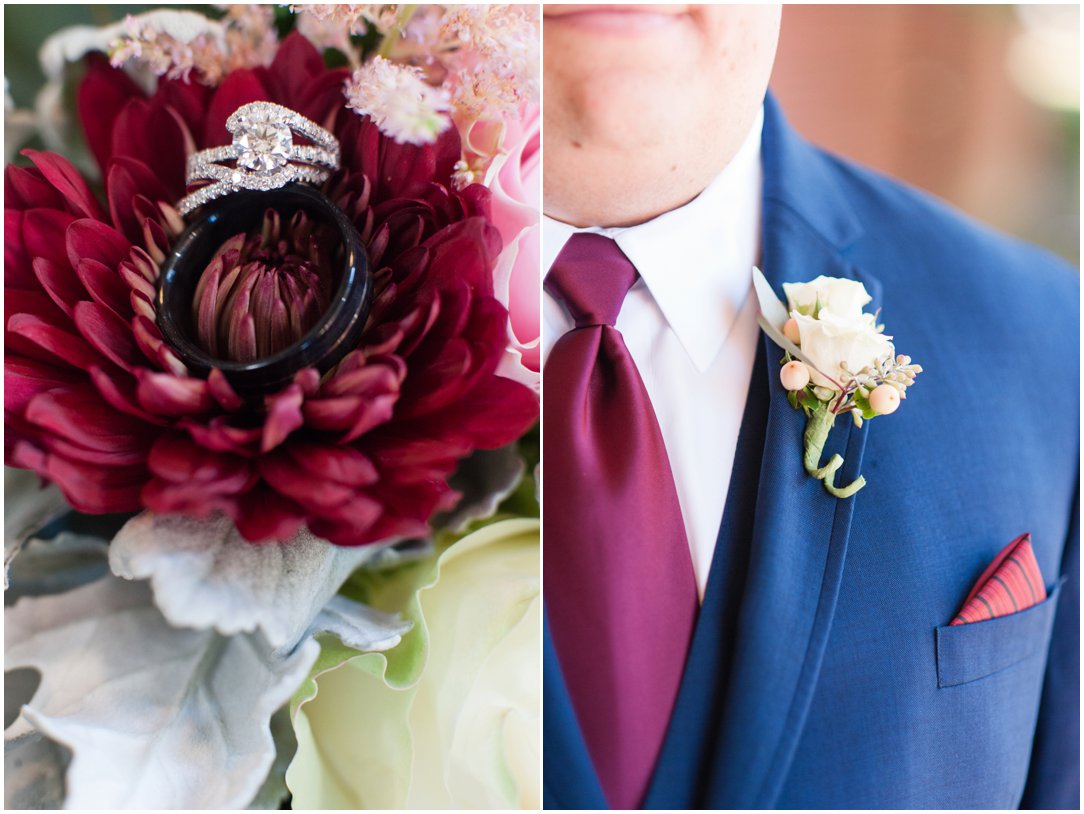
[
  {"left": 648, "top": 93, "right": 884, "bottom": 809},
  {"left": 707, "top": 95, "right": 883, "bottom": 807},
  {"left": 702, "top": 214, "right": 881, "bottom": 809}
]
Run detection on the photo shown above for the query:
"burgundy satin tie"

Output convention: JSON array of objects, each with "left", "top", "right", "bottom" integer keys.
[{"left": 543, "top": 233, "right": 698, "bottom": 809}]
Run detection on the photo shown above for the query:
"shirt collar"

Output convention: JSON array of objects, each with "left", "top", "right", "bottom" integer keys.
[{"left": 543, "top": 105, "right": 764, "bottom": 372}]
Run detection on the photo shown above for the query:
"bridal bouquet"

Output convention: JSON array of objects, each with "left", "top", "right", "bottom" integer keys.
[{"left": 4, "top": 5, "right": 540, "bottom": 809}]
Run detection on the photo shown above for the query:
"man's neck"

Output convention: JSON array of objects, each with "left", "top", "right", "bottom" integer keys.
[{"left": 543, "top": 109, "right": 759, "bottom": 228}]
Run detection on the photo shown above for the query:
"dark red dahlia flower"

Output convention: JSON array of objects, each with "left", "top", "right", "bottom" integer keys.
[{"left": 4, "top": 33, "right": 538, "bottom": 546}]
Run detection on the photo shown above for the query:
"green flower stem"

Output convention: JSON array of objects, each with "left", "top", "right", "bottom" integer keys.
[{"left": 803, "top": 402, "right": 866, "bottom": 499}]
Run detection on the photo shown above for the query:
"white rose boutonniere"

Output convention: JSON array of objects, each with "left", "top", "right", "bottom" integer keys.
[
  {"left": 754, "top": 270, "right": 923, "bottom": 498},
  {"left": 789, "top": 310, "right": 894, "bottom": 390},
  {"left": 783, "top": 275, "right": 873, "bottom": 321}
]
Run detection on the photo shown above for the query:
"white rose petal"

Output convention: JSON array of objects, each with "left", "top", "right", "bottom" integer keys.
[
  {"left": 287, "top": 518, "right": 540, "bottom": 810},
  {"left": 784, "top": 275, "right": 872, "bottom": 320},
  {"left": 793, "top": 310, "right": 893, "bottom": 389}
]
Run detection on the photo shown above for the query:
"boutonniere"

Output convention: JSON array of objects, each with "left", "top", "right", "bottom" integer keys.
[{"left": 753, "top": 269, "right": 922, "bottom": 498}]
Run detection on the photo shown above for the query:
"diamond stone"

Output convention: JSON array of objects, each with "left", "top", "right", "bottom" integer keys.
[{"left": 234, "top": 122, "right": 292, "bottom": 173}]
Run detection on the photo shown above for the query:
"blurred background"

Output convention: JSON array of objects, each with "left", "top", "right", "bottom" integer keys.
[
  {"left": 771, "top": 4, "right": 1079, "bottom": 264},
  {"left": 5, "top": 4, "right": 1081, "bottom": 263}
]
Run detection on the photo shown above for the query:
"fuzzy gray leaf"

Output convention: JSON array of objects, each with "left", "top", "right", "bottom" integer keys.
[
  {"left": 6, "top": 574, "right": 318, "bottom": 809},
  {"left": 109, "top": 512, "right": 387, "bottom": 653}
]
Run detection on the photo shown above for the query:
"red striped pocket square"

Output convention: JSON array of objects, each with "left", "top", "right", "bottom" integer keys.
[{"left": 951, "top": 533, "right": 1046, "bottom": 625}]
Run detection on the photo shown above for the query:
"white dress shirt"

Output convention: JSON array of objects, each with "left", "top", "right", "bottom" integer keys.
[{"left": 542, "top": 107, "right": 764, "bottom": 599}]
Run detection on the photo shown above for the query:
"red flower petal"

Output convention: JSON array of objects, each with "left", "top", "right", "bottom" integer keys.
[
  {"left": 25, "top": 386, "right": 150, "bottom": 453},
  {"left": 7, "top": 313, "right": 105, "bottom": 370},
  {"left": 5, "top": 357, "right": 82, "bottom": 415},
  {"left": 285, "top": 443, "right": 379, "bottom": 487},
  {"left": 39, "top": 451, "right": 146, "bottom": 513},
  {"left": 268, "top": 32, "right": 327, "bottom": 114},
  {"left": 424, "top": 375, "right": 540, "bottom": 449},
  {"left": 76, "top": 258, "right": 132, "bottom": 319},
  {"left": 110, "top": 99, "right": 188, "bottom": 198},
  {"left": 207, "top": 369, "right": 245, "bottom": 412},
  {"left": 23, "top": 209, "right": 78, "bottom": 265},
  {"left": 321, "top": 359, "right": 403, "bottom": 398},
  {"left": 142, "top": 479, "right": 239, "bottom": 520},
  {"left": 231, "top": 486, "right": 305, "bottom": 543},
  {"left": 180, "top": 417, "right": 261, "bottom": 456},
  {"left": 136, "top": 371, "right": 214, "bottom": 416},
  {"left": 259, "top": 453, "right": 357, "bottom": 512},
  {"left": 5, "top": 211, "right": 37, "bottom": 289},
  {"left": 23, "top": 149, "right": 106, "bottom": 221},
  {"left": 88, "top": 366, "right": 169, "bottom": 425},
  {"left": 32, "top": 257, "right": 84, "bottom": 317},
  {"left": 157, "top": 78, "right": 212, "bottom": 148},
  {"left": 131, "top": 316, "right": 188, "bottom": 376},
  {"left": 107, "top": 157, "right": 173, "bottom": 243},
  {"left": 5, "top": 288, "right": 69, "bottom": 329},
  {"left": 65, "top": 219, "right": 132, "bottom": 272},
  {"left": 43, "top": 434, "right": 149, "bottom": 468},
  {"left": 261, "top": 384, "right": 304, "bottom": 452},
  {"left": 6, "top": 164, "right": 65, "bottom": 211},
  {"left": 147, "top": 433, "right": 253, "bottom": 490},
  {"left": 77, "top": 52, "right": 143, "bottom": 174},
  {"left": 72, "top": 301, "right": 144, "bottom": 371}
]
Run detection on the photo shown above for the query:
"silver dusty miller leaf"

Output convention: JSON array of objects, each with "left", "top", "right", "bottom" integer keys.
[
  {"left": 6, "top": 572, "right": 318, "bottom": 810},
  {"left": 109, "top": 511, "right": 398, "bottom": 654}
]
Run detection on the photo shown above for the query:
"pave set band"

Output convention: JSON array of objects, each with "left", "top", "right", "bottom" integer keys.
[{"left": 177, "top": 101, "right": 341, "bottom": 217}]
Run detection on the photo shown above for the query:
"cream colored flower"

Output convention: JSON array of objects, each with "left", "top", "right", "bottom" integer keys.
[
  {"left": 792, "top": 310, "right": 893, "bottom": 389},
  {"left": 287, "top": 519, "right": 540, "bottom": 809},
  {"left": 783, "top": 275, "right": 872, "bottom": 320}
]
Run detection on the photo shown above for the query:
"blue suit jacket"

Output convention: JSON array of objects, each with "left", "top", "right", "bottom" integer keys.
[{"left": 543, "top": 93, "right": 1080, "bottom": 809}]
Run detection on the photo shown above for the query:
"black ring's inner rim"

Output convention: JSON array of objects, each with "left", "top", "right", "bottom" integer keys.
[{"left": 156, "top": 184, "right": 372, "bottom": 396}]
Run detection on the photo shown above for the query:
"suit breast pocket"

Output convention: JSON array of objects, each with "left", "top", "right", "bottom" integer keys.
[{"left": 935, "top": 578, "right": 1064, "bottom": 688}]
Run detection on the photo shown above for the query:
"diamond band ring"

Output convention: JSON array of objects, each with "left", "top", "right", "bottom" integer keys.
[{"left": 178, "top": 102, "right": 341, "bottom": 217}]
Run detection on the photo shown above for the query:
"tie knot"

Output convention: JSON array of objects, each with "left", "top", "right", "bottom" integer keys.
[{"left": 545, "top": 233, "right": 638, "bottom": 328}]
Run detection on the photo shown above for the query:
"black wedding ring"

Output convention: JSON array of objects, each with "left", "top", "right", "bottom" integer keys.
[{"left": 156, "top": 184, "right": 371, "bottom": 397}]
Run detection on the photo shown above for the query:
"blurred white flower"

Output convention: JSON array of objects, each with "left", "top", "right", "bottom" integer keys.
[
  {"left": 108, "top": 7, "right": 275, "bottom": 85},
  {"left": 287, "top": 518, "right": 540, "bottom": 809},
  {"left": 1008, "top": 4, "right": 1079, "bottom": 111}
]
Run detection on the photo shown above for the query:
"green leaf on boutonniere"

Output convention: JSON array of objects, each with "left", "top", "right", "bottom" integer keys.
[{"left": 851, "top": 389, "right": 878, "bottom": 421}]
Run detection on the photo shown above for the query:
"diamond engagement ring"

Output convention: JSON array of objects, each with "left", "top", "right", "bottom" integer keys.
[{"left": 177, "top": 101, "right": 341, "bottom": 217}]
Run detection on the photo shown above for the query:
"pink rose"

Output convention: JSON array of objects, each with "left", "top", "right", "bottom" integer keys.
[{"left": 487, "top": 103, "right": 540, "bottom": 389}]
